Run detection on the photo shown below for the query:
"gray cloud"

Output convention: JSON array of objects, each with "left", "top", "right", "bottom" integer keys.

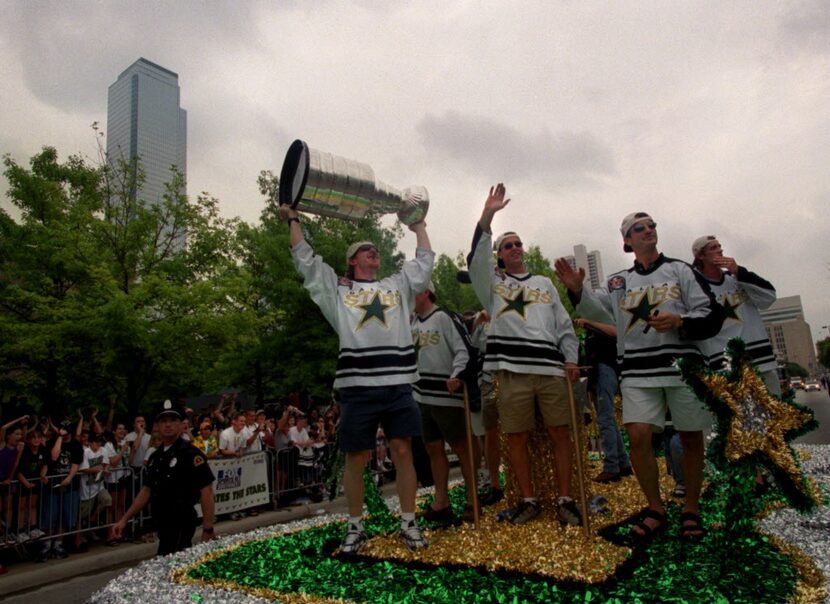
[
  {"left": 777, "top": 0, "right": 830, "bottom": 54},
  {"left": 3, "top": 2, "right": 266, "bottom": 111},
  {"left": 416, "top": 111, "right": 616, "bottom": 188}
]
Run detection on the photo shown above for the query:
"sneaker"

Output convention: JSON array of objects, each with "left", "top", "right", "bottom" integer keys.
[
  {"left": 481, "top": 487, "right": 504, "bottom": 507},
  {"left": 557, "top": 498, "right": 582, "bottom": 526},
  {"left": 592, "top": 470, "right": 621, "bottom": 484},
  {"left": 339, "top": 523, "right": 368, "bottom": 555},
  {"left": 36, "top": 543, "right": 51, "bottom": 563},
  {"left": 52, "top": 543, "right": 68, "bottom": 559},
  {"left": 29, "top": 528, "right": 46, "bottom": 540},
  {"left": 16, "top": 531, "right": 31, "bottom": 544},
  {"left": 672, "top": 484, "right": 686, "bottom": 498},
  {"left": 398, "top": 520, "right": 428, "bottom": 551},
  {"left": 4, "top": 532, "right": 17, "bottom": 545},
  {"left": 420, "top": 505, "right": 454, "bottom": 525},
  {"left": 508, "top": 500, "right": 541, "bottom": 525}
]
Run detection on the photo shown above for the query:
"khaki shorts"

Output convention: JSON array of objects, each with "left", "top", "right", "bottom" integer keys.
[
  {"left": 620, "top": 384, "right": 711, "bottom": 432},
  {"left": 80, "top": 489, "right": 112, "bottom": 520},
  {"left": 495, "top": 370, "right": 570, "bottom": 433},
  {"left": 471, "top": 380, "right": 499, "bottom": 436}
]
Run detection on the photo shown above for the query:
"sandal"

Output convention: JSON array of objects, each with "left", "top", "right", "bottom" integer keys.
[
  {"left": 627, "top": 508, "right": 667, "bottom": 547},
  {"left": 680, "top": 511, "right": 706, "bottom": 540}
]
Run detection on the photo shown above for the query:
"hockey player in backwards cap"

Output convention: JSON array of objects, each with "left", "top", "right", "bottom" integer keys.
[
  {"left": 468, "top": 183, "right": 582, "bottom": 527},
  {"left": 279, "top": 204, "right": 433, "bottom": 554},
  {"left": 555, "top": 212, "right": 725, "bottom": 543}
]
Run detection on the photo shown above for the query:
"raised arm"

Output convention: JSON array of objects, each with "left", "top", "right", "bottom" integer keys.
[
  {"left": 477, "top": 183, "right": 510, "bottom": 233},
  {"left": 279, "top": 205, "right": 304, "bottom": 247}
]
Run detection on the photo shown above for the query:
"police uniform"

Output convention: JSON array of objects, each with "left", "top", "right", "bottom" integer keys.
[{"left": 145, "top": 406, "right": 215, "bottom": 556}]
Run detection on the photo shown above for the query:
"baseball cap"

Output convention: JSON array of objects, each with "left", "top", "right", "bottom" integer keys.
[
  {"left": 345, "top": 240, "right": 377, "bottom": 262},
  {"left": 692, "top": 235, "right": 718, "bottom": 257},
  {"left": 620, "top": 212, "right": 654, "bottom": 252},
  {"left": 493, "top": 231, "right": 520, "bottom": 252}
]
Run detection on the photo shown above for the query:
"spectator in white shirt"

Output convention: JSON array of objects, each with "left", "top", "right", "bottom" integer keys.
[{"left": 219, "top": 412, "right": 247, "bottom": 458}]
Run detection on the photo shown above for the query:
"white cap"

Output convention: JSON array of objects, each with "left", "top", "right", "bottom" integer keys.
[
  {"left": 493, "top": 231, "right": 519, "bottom": 252},
  {"left": 692, "top": 235, "right": 718, "bottom": 257},
  {"left": 345, "top": 240, "right": 377, "bottom": 262}
]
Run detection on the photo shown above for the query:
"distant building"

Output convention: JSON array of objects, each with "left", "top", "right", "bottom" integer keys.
[
  {"left": 107, "top": 58, "right": 187, "bottom": 245},
  {"left": 760, "top": 295, "right": 819, "bottom": 375},
  {"left": 563, "top": 245, "right": 604, "bottom": 291}
]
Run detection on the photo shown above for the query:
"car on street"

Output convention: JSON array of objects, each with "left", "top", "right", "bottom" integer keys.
[
  {"left": 804, "top": 379, "right": 821, "bottom": 392},
  {"left": 790, "top": 377, "right": 805, "bottom": 390}
]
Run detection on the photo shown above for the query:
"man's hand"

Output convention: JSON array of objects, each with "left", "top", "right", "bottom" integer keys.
[
  {"left": 648, "top": 311, "right": 682, "bottom": 333},
  {"left": 279, "top": 205, "right": 299, "bottom": 221},
  {"left": 59, "top": 478, "right": 71, "bottom": 489},
  {"left": 201, "top": 528, "right": 217, "bottom": 543},
  {"left": 714, "top": 256, "right": 738, "bottom": 274},
  {"left": 110, "top": 521, "right": 125, "bottom": 541},
  {"left": 407, "top": 219, "right": 427, "bottom": 234},
  {"left": 479, "top": 183, "right": 510, "bottom": 229},
  {"left": 574, "top": 318, "right": 589, "bottom": 329},
  {"left": 446, "top": 377, "right": 463, "bottom": 394},
  {"left": 553, "top": 258, "right": 586, "bottom": 293},
  {"left": 565, "top": 362, "right": 580, "bottom": 384}
]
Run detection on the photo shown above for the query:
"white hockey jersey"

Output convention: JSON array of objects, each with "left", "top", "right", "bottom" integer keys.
[
  {"left": 469, "top": 227, "right": 578, "bottom": 376},
  {"left": 411, "top": 308, "right": 469, "bottom": 407},
  {"left": 696, "top": 267, "right": 777, "bottom": 373},
  {"left": 574, "top": 254, "right": 725, "bottom": 387},
  {"left": 291, "top": 240, "right": 434, "bottom": 389}
]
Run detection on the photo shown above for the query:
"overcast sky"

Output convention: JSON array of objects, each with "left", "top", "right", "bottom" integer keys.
[{"left": 2, "top": 1, "right": 829, "bottom": 342}]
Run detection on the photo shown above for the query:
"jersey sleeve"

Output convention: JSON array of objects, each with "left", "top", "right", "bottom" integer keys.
[
  {"left": 468, "top": 225, "right": 495, "bottom": 312},
  {"left": 290, "top": 240, "right": 341, "bottom": 330},
  {"left": 400, "top": 247, "right": 436, "bottom": 303},
  {"left": 678, "top": 263, "right": 726, "bottom": 340},
  {"left": 188, "top": 447, "right": 215, "bottom": 491},
  {"left": 552, "top": 295, "right": 580, "bottom": 364},
  {"left": 445, "top": 314, "right": 470, "bottom": 378},
  {"left": 735, "top": 266, "right": 777, "bottom": 310}
]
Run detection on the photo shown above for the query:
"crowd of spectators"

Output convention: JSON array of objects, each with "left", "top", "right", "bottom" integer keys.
[{"left": 0, "top": 392, "right": 342, "bottom": 574}]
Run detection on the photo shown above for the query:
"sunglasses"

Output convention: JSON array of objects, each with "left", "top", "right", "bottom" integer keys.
[
  {"left": 630, "top": 222, "right": 657, "bottom": 234},
  {"left": 501, "top": 241, "right": 523, "bottom": 251}
]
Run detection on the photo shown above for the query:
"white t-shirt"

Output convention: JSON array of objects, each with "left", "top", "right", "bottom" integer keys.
[
  {"left": 288, "top": 426, "right": 310, "bottom": 447},
  {"left": 80, "top": 446, "right": 108, "bottom": 501},
  {"left": 124, "top": 431, "right": 151, "bottom": 469},
  {"left": 143, "top": 446, "right": 157, "bottom": 465},
  {"left": 242, "top": 425, "right": 263, "bottom": 453},
  {"left": 219, "top": 427, "right": 247, "bottom": 455},
  {"left": 103, "top": 442, "right": 128, "bottom": 484}
]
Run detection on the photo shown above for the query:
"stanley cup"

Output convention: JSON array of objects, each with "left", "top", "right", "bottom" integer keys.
[{"left": 278, "top": 139, "right": 429, "bottom": 225}]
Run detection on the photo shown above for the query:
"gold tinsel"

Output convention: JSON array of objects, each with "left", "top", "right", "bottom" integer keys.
[{"left": 697, "top": 364, "right": 822, "bottom": 504}]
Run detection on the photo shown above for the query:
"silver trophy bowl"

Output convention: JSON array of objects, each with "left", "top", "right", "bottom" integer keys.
[{"left": 278, "top": 139, "right": 429, "bottom": 225}]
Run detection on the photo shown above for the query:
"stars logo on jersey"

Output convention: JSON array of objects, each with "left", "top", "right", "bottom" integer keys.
[
  {"left": 721, "top": 297, "right": 742, "bottom": 321},
  {"left": 624, "top": 290, "right": 661, "bottom": 333},
  {"left": 357, "top": 291, "right": 391, "bottom": 329},
  {"left": 497, "top": 288, "right": 536, "bottom": 319}
]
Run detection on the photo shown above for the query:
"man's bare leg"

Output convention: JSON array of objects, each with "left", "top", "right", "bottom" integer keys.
[
  {"left": 626, "top": 422, "right": 665, "bottom": 534},
  {"left": 546, "top": 424, "right": 573, "bottom": 498},
  {"left": 388, "top": 437, "right": 417, "bottom": 514},
  {"left": 343, "top": 450, "right": 372, "bottom": 517},
  {"left": 424, "top": 440, "right": 450, "bottom": 510},
  {"left": 506, "top": 431, "right": 533, "bottom": 498}
]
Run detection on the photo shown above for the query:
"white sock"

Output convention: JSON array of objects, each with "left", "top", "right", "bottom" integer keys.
[
  {"left": 558, "top": 496, "right": 573, "bottom": 504},
  {"left": 400, "top": 512, "right": 415, "bottom": 527},
  {"left": 348, "top": 516, "right": 363, "bottom": 530},
  {"left": 523, "top": 497, "right": 538, "bottom": 504}
]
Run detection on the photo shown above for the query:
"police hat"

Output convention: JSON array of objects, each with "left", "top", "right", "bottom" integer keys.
[{"left": 154, "top": 399, "right": 184, "bottom": 422}]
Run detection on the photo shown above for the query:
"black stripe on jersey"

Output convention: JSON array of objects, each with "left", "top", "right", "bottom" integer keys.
[
  {"left": 621, "top": 351, "right": 704, "bottom": 373},
  {"left": 486, "top": 337, "right": 566, "bottom": 365},
  {"left": 709, "top": 339, "right": 775, "bottom": 370},
  {"left": 340, "top": 345, "right": 417, "bottom": 355},
  {"left": 736, "top": 267, "right": 775, "bottom": 292},
  {"left": 621, "top": 368, "right": 685, "bottom": 378},
  {"left": 413, "top": 376, "right": 463, "bottom": 401},
  {"left": 336, "top": 367, "right": 418, "bottom": 379},
  {"left": 337, "top": 348, "right": 417, "bottom": 372}
]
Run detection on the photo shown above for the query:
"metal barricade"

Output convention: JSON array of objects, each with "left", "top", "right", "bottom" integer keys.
[{"left": 0, "top": 467, "right": 142, "bottom": 554}]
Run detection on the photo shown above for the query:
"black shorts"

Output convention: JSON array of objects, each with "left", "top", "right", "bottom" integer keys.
[{"left": 338, "top": 384, "right": 422, "bottom": 452}]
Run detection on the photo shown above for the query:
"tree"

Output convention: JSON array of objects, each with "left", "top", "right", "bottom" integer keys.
[
  {"left": 1, "top": 145, "right": 243, "bottom": 418},
  {"left": 786, "top": 362, "right": 808, "bottom": 378},
  {"left": 431, "top": 252, "right": 481, "bottom": 314}
]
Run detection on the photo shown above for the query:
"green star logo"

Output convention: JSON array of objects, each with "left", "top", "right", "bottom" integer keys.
[
  {"left": 721, "top": 297, "right": 742, "bottom": 321},
  {"left": 624, "top": 290, "right": 661, "bottom": 333},
  {"left": 357, "top": 291, "right": 391, "bottom": 329},
  {"left": 497, "top": 288, "right": 535, "bottom": 319}
]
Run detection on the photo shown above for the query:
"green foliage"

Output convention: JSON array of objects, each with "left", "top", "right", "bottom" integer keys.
[
  {"left": 0, "top": 145, "right": 242, "bottom": 418},
  {"left": 431, "top": 252, "right": 480, "bottom": 314},
  {"left": 785, "top": 362, "right": 808, "bottom": 378},
  {"left": 817, "top": 338, "right": 830, "bottom": 371}
]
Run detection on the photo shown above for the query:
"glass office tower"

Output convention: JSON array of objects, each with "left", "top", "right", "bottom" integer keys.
[{"left": 106, "top": 58, "right": 187, "bottom": 244}]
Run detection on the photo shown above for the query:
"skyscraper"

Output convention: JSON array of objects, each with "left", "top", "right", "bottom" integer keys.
[
  {"left": 760, "top": 295, "right": 819, "bottom": 375},
  {"left": 106, "top": 58, "right": 187, "bottom": 214},
  {"left": 563, "top": 244, "right": 604, "bottom": 291}
]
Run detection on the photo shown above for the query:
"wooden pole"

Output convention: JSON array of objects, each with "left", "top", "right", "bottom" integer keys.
[
  {"left": 462, "top": 383, "right": 481, "bottom": 530},
  {"left": 565, "top": 375, "right": 591, "bottom": 538}
]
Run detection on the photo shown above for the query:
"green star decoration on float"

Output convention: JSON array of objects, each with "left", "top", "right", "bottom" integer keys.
[
  {"left": 497, "top": 288, "right": 535, "bottom": 319},
  {"left": 357, "top": 291, "right": 391, "bottom": 329},
  {"left": 678, "top": 337, "right": 822, "bottom": 512},
  {"left": 624, "top": 290, "right": 660, "bottom": 333}
]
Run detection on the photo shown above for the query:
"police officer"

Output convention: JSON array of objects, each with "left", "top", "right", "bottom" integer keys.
[{"left": 111, "top": 400, "right": 216, "bottom": 555}]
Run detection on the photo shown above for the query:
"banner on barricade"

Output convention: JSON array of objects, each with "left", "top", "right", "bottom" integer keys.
[{"left": 196, "top": 451, "right": 270, "bottom": 516}]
